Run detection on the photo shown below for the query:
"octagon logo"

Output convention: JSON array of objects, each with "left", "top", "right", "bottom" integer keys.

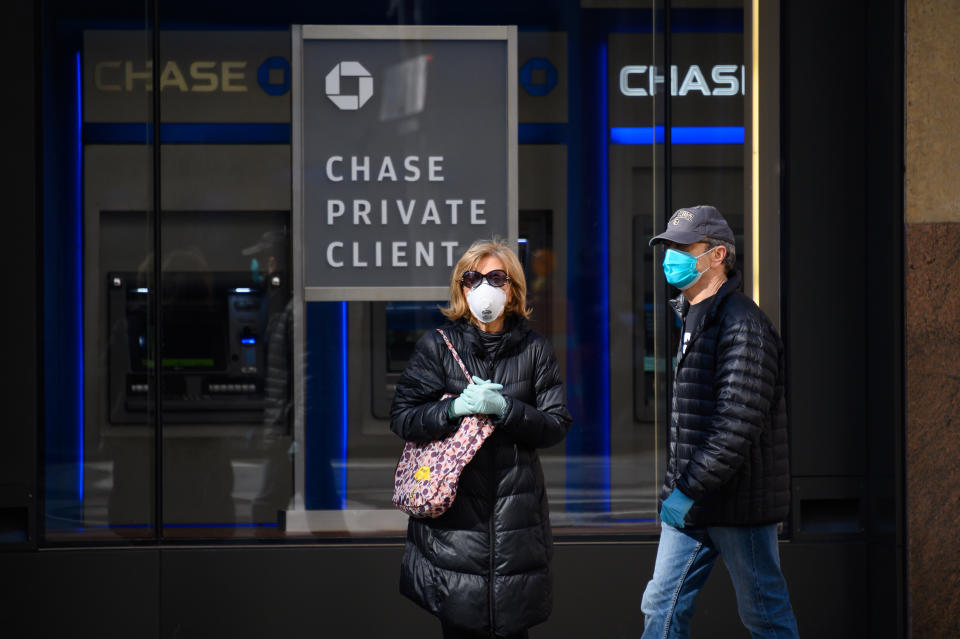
[
  {"left": 325, "top": 61, "right": 373, "bottom": 111},
  {"left": 519, "top": 57, "right": 558, "bottom": 97},
  {"left": 258, "top": 57, "right": 290, "bottom": 96}
]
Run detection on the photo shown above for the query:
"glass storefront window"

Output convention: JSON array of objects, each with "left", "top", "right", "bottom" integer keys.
[
  {"left": 42, "top": 0, "right": 762, "bottom": 542},
  {"left": 43, "top": 2, "right": 158, "bottom": 540}
]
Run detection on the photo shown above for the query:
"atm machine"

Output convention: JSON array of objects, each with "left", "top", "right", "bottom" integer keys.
[
  {"left": 82, "top": 29, "right": 294, "bottom": 529},
  {"left": 106, "top": 267, "right": 286, "bottom": 425}
]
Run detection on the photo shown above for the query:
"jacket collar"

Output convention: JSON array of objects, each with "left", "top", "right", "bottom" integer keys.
[
  {"left": 451, "top": 314, "right": 532, "bottom": 360},
  {"left": 670, "top": 270, "right": 743, "bottom": 370},
  {"left": 669, "top": 269, "right": 743, "bottom": 324}
]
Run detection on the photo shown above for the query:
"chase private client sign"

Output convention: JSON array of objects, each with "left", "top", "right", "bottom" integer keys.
[{"left": 294, "top": 25, "right": 518, "bottom": 301}]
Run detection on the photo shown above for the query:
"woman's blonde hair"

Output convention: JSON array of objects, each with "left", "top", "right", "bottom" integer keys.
[{"left": 440, "top": 238, "right": 531, "bottom": 321}]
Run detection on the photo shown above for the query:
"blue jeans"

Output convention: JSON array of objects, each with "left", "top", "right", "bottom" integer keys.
[{"left": 640, "top": 523, "right": 800, "bottom": 639}]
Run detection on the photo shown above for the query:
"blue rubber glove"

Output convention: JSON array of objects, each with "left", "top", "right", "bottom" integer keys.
[
  {"left": 660, "top": 489, "right": 694, "bottom": 528},
  {"left": 462, "top": 375, "right": 507, "bottom": 417},
  {"left": 447, "top": 378, "right": 498, "bottom": 418},
  {"left": 448, "top": 394, "right": 474, "bottom": 418}
]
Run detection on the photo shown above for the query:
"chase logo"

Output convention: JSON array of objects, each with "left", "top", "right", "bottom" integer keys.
[
  {"left": 326, "top": 61, "right": 373, "bottom": 111},
  {"left": 257, "top": 57, "right": 290, "bottom": 96},
  {"left": 519, "top": 57, "right": 558, "bottom": 97}
]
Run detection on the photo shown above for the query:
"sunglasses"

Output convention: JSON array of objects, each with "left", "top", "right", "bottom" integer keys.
[{"left": 460, "top": 269, "right": 511, "bottom": 289}]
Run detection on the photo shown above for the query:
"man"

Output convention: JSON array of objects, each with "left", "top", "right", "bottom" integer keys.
[{"left": 641, "top": 205, "right": 800, "bottom": 639}]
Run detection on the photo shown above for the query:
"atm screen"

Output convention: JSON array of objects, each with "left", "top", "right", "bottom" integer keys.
[{"left": 127, "top": 305, "right": 227, "bottom": 371}]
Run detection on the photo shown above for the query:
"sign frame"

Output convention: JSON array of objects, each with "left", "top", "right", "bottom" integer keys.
[{"left": 292, "top": 24, "right": 518, "bottom": 304}]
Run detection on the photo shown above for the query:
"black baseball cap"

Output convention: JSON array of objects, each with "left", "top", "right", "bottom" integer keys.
[{"left": 649, "top": 205, "right": 736, "bottom": 246}]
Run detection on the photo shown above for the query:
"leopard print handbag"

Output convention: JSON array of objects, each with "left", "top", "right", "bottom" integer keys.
[{"left": 392, "top": 329, "right": 495, "bottom": 518}]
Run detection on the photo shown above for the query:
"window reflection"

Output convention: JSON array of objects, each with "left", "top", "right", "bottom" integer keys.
[{"left": 43, "top": 4, "right": 752, "bottom": 541}]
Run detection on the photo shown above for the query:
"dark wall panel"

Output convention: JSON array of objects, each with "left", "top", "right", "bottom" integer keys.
[
  {"left": 0, "top": 0, "right": 39, "bottom": 548},
  {"left": 1, "top": 550, "right": 159, "bottom": 638},
  {"left": 155, "top": 543, "right": 858, "bottom": 638},
  {"left": 0, "top": 542, "right": 884, "bottom": 638},
  {"left": 863, "top": 0, "right": 904, "bottom": 635},
  {"left": 549, "top": 543, "right": 746, "bottom": 638},
  {"left": 782, "top": 0, "right": 868, "bottom": 478},
  {"left": 158, "top": 544, "right": 718, "bottom": 638},
  {"left": 160, "top": 546, "right": 425, "bottom": 637},
  {"left": 781, "top": 0, "right": 904, "bottom": 635}
]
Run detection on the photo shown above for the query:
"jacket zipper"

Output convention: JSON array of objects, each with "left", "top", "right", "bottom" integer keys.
[
  {"left": 672, "top": 328, "right": 683, "bottom": 484},
  {"left": 488, "top": 438, "right": 496, "bottom": 636},
  {"left": 473, "top": 329, "right": 504, "bottom": 638},
  {"left": 485, "top": 358, "right": 496, "bottom": 637}
]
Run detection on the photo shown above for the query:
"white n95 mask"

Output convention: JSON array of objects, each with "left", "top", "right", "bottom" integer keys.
[{"left": 466, "top": 282, "right": 507, "bottom": 324}]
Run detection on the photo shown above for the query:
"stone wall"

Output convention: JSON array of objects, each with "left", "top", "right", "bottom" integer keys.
[{"left": 906, "top": 1, "right": 960, "bottom": 637}]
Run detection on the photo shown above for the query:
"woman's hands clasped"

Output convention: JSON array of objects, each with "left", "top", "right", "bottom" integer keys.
[
  {"left": 448, "top": 376, "right": 508, "bottom": 418},
  {"left": 464, "top": 376, "right": 508, "bottom": 417}
]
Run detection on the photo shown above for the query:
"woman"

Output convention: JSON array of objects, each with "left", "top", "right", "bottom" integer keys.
[{"left": 391, "top": 238, "right": 572, "bottom": 639}]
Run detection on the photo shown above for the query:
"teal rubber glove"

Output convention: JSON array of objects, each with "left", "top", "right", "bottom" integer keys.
[
  {"left": 448, "top": 394, "right": 474, "bottom": 418},
  {"left": 462, "top": 375, "right": 507, "bottom": 418},
  {"left": 660, "top": 489, "right": 694, "bottom": 528}
]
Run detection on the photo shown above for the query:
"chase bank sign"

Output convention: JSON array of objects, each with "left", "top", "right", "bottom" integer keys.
[
  {"left": 92, "top": 58, "right": 290, "bottom": 95},
  {"left": 619, "top": 64, "right": 745, "bottom": 97},
  {"left": 83, "top": 30, "right": 291, "bottom": 123},
  {"left": 295, "top": 25, "right": 517, "bottom": 301}
]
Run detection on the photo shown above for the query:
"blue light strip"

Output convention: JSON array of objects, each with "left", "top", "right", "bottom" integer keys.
[
  {"left": 598, "top": 43, "right": 612, "bottom": 511},
  {"left": 673, "top": 126, "right": 744, "bottom": 144},
  {"left": 610, "top": 126, "right": 745, "bottom": 145},
  {"left": 340, "top": 301, "right": 348, "bottom": 509},
  {"left": 611, "top": 126, "right": 664, "bottom": 145},
  {"left": 83, "top": 122, "right": 292, "bottom": 145},
  {"left": 75, "top": 51, "right": 84, "bottom": 503},
  {"left": 304, "top": 303, "right": 344, "bottom": 510}
]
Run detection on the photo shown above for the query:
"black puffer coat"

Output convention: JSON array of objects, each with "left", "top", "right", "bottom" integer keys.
[
  {"left": 662, "top": 270, "right": 790, "bottom": 527},
  {"left": 390, "top": 316, "right": 571, "bottom": 636}
]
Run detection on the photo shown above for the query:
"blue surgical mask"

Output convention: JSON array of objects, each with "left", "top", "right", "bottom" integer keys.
[{"left": 662, "top": 246, "right": 718, "bottom": 290}]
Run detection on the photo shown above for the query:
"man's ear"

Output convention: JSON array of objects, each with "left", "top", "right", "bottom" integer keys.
[{"left": 712, "top": 245, "right": 727, "bottom": 265}]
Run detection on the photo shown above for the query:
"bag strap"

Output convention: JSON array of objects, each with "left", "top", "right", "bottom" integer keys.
[{"left": 436, "top": 329, "right": 473, "bottom": 383}]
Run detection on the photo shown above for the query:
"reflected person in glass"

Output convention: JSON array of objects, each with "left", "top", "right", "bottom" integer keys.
[
  {"left": 641, "top": 205, "right": 800, "bottom": 639},
  {"left": 390, "top": 238, "right": 572, "bottom": 639}
]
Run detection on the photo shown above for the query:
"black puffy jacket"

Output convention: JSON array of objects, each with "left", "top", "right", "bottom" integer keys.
[
  {"left": 390, "top": 316, "right": 571, "bottom": 636},
  {"left": 662, "top": 270, "right": 791, "bottom": 527}
]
